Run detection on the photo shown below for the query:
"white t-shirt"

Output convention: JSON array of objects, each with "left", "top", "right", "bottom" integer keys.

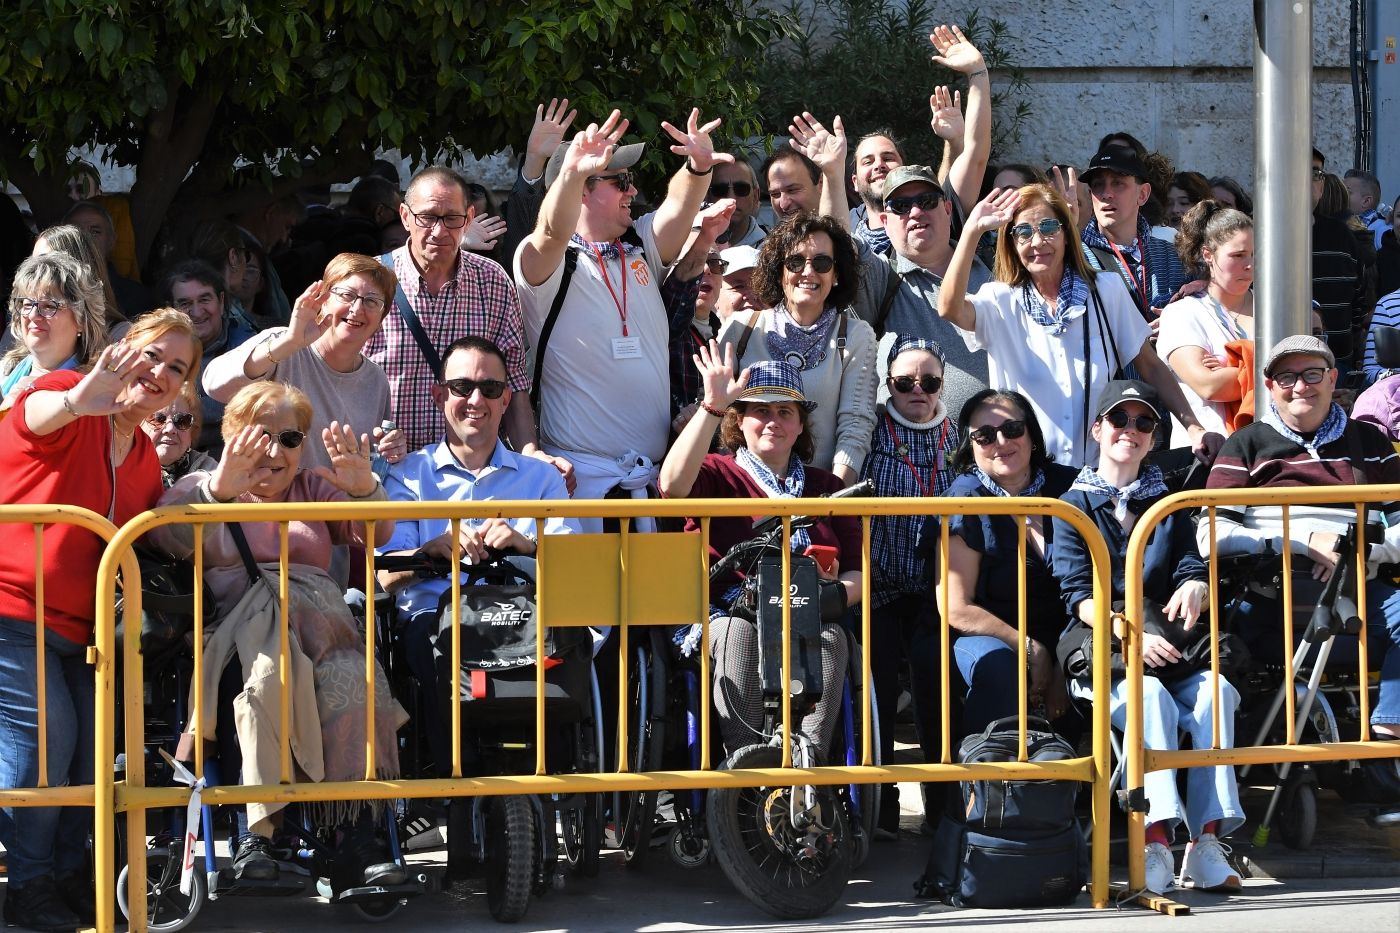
[
  {"left": 956, "top": 272, "right": 1150, "bottom": 466},
  {"left": 1156, "top": 293, "right": 1243, "bottom": 445},
  {"left": 515, "top": 214, "right": 671, "bottom": 462}
]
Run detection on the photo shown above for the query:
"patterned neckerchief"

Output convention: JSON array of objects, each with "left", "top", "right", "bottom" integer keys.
[
  {"left": 1070, "top": 464, "right": 1168, "bottom": 522},
  {"left": 970, "top": 465, "right": 1046, "bottom": 498},
  {"left": 734, "top": 447, "right": 813, "bottom": 552},
  {"left": 569, "top": 234, "right": 639, "bottom": 259},
  {"left": 1261, "top": 399, "right": 1348, "bottom": 457},
  {"left": 765, "top": 304, "right": 838, "bottom": 371},
  {"left": 1022, "top": 265, "right": 1091, "bottom": 336},
  {"left": 1081, "top": 214, "right": 1152, "bottom": 260}
]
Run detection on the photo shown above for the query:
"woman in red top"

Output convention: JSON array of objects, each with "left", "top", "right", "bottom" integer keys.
[{"left": 0, "top": 308, "right": 199, "bottom": 931}]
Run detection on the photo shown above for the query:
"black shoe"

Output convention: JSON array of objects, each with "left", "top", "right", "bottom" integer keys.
[
  {"left": 232, "top": 834, "right": 279, "bottom": 881},
  {"left": 332, "top": 835, "right": 407, "bottom": 893},
  {"left": 3, "top": 874, "right": 81, "bottom": 933},
  {"left": 50, "top": 873, "right": 94, "bottom": 927}
]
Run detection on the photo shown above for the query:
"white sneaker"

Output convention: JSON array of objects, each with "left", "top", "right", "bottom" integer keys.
[
  {"left": 1144, "top": 841, "right": 1176, "bottom": 894},
  {"left": 1181, "top": 833, "right": 1242, "bottom": 891}
]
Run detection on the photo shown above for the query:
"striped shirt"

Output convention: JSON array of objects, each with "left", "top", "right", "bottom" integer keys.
[{"left": 1362, "top": 287, "right": 1400, "bottom": 380}]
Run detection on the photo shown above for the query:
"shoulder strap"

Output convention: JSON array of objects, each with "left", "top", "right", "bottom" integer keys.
[
  {"left": 874, "top": 256, "right": 905, "bottom": 337},
  {"left": 379, "top": 252, "right": 441, "bottom": 377},
  {"left": 1088, "top": 246, "right": 1146, "bottom": 317},
  {"left": 529, "top": 246, "right": 580, "bottom": 413},
  {"left": 735, "top": 307, "right": 763, "bottom": 361},
  {"left": 227, "top": 522, "right": 261, "bottom": 586}
]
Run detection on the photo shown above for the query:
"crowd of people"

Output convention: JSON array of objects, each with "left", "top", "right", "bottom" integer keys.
[{"left": 1, "top": 22, "right": 1400, "bottom": 929}]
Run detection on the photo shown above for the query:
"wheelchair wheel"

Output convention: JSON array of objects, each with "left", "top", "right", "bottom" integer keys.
[
  {"left": 707, "top": 743, "right": 852, "bottom": 919},
  {"left": 351, "top": 896, "right": 405, "bottom": 922},
  {"left": 1277, "top": 779, "right": 1318, "bottom": 850},
  {"left": 667, "top": 823, "right": 711, "bottom": 869},
  {"left": 117, "top": 846, "right": 205, "bottom": 933},
  {"left": 615, "top": 640, "right": 666, "bottom": 867},
  {"left": 560, "top": 793, "right": 603, "bottom": 877},
  {"left": 486, "top": 795, "right": 536, "bottom": 922}
]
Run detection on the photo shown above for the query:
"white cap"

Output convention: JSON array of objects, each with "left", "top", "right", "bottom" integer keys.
[{"left": 719, "top": 244, "right": 760, "bottom": 276}]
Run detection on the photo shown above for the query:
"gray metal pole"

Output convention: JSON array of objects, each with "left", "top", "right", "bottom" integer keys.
[{"left": 1254, "top": 0, "right": 1314, "bottom": 392}]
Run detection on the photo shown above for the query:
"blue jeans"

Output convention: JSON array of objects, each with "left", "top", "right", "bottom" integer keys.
[
  {"left": 0, "top": 616, "right": 94, "bottom": 883},
  {"left": 952, "top": 634, "right": 1020, "bottom": 738}
]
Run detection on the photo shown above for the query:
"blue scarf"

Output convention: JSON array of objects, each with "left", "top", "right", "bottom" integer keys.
[
  {"left": 1, "top": 354, "right": 80, "bottom": 398},
  {"left": 1261, "top": 399, "right": 1348, "bottom": 457},
  {"left": 971, "top": 465, "right": 1046, "bottom": 498},
  {"left": 1080, "top": 214, "right": 1152, "bottom": 259},
  {"left": 1022, "top": 266, "right": 1091, "bottom": 336},
  {"left": 765, "top": 304, "right": 837, "bottom": 372},
  {"left": 1070, "top": 464, "right": 1168, "bottom": 522}
]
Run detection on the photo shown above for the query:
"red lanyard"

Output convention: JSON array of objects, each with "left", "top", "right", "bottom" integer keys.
[
  {"left": 1107, "top": 236, "right": 1149, "bottom": 312},
  {"left": 884, "top": 413, "right": 947, "bottom": 497},
  {"left": 590, "top": 241, "right": 629, "bottom": 337}
]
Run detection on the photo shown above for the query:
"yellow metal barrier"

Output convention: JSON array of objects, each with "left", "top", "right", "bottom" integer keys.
[
  {"left": 1122, "top": 484, "right": 1400, "bottom": 910},
  {"left": 98, "top": 494, "right": 1117, "bottom": 931}
]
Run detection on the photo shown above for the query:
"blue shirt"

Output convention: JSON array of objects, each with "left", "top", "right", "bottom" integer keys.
[{"left": 379, "top": 439, "right": 579, "bottom": 620}]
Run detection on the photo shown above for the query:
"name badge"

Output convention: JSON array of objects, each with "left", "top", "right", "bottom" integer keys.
[{"left": 611, "top": 336, "right": 642, "bottom": 359}]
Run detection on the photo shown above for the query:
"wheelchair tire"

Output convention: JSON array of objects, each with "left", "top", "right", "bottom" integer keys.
[
  {"left": 706, "top": 743, "right": 852, "bottom": 919},
  {"left": 1277, "top": 780, "right": 1318, "bottom": 851},
  {"left": 560, "top": 793, "right": 602, "bottom": 877},
  {"left": 116, "top": 846, "right": 205, "bottom": 933},
  {"left": 351, "top": 896, "right": 405, "bottom": 922},
  {"left": 486, "top": 795, "right": 535, "bottom": 922},
  {"left": 667, "top": 823, "right": 711, "bottom": 869},
  {"left": 615, "top": 641, "right": 666, "bottom": 868}
]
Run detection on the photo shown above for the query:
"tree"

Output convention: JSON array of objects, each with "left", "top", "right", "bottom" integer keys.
[{"left": 0, "top": 0, "right": 781, "bottom": 270}]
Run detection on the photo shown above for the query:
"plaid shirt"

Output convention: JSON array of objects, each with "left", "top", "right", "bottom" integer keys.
[
  {"left": 366, "top": 246, "right": 529, "bottom": 452},
  {"left": 860, "top": 406, "right": 959, "bottom": 607}
]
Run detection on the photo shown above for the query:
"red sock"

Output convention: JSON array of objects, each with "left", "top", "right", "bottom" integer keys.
[
  {"left": 1145, "top": 821, "right": 1171, "bottom": 846},
  {"left": 1198, "top": 820, "right": 1221, "bottom": 840}
]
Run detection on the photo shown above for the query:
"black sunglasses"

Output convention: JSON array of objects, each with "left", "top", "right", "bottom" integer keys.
[
  {"left": 1009, "top": 218, "right": 1064, "bottom": 243},
  {"left": 705, "top": 256, "right": 729, "bottom": 275},
  {"left": 968, "top": 420, "right": 1027, "bottom": 446},
  {"left": 147, "top": 411, "right": 195, "bottom": 431},
  {"left": 782, "top": 254, "right": 835, "bottom": 274},
  {"left": 1101, "top": 409, "right": 1158, "bottom": 433},
  {"left": 442, "top": 377, "right": 507, "bottom": 400},
  {"left": 889, "top": 374, "right": 943, "bottom": 395},
  {"left": 884, "top": 192, "right": 943, "bottom": 215},
  {"left": 708, "top": 181, "right": 753, "bottom": 199},
  {"left": 1271, "top": 367, "right": 1328, "bottom": 388},
  {"left": 261, "top": 428, "right": 306, "bottom": 449},
  {"left": 591, "top": 171, "right": 634, "bottom": 191}
]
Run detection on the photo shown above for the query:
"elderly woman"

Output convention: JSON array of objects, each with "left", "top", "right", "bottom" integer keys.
[
  {"left": 202, "top": 252, "right": 406, "bottom": 471},
  {"left": 716, "top": 212, "right": 878, "bottom": 482},
  {"left": 1, "top": 253, "right": 111, "bottom": 419},
  {"left": 0, "top": 309, "right": 199, "bottom": 931},
  {"left": 152, "top": 381, "right": 406, "bottom": 892},
  {"left": 660, "top": 350, "right": 862, "bottom": 760},
  {"left": 938, "top": 183, "right": 1214, "bottom": 466},
  {"left": 140, "top": 395, "right": 215, "bottom": 487},
  {"left": 1156, "top": 202, "right": 1255, "bottom": 445},
  {"left": 933, "top": 389, "right": 1077, "bottom": 737}
]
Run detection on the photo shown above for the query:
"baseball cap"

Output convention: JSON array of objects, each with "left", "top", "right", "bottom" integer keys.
[
  {"left": 882, "top": 164, "right": 942, "bottom": 204},
  {"left": 1094, "top": 379, "right": 1163, "bottom": 420},
  {"left": 1081, "top": 147, "right": 1149, "bottom": 183},
  {"left": 718, "top": 244, "right": 760, "bottom": 276},
  {"left": 1263, "top": 334, "right": 1336, "bottom": 377},
  {"left": 544, "top": 141, "right": 646, "bottom": 188}
]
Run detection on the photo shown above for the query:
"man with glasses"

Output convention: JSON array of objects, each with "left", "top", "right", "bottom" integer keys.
[
  {"left": 367, "top": 165, "right": 542, "bottom": 464},
  {"left": 709, "top": 158, "right": 766, "bottom": 247},
  {"left": 379, "top": 335, "right": 579, "bottom": 777}
]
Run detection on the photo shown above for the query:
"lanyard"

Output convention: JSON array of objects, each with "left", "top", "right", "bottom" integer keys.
[
  {"left": 1107, "top": 236, "right": 1149, "bottom": 312},
  {"left": 884, "top": 413, "right": 946, "bottom": 497},
  {"left": 590, "top": 241, "right": 629, "bottom": 337}
]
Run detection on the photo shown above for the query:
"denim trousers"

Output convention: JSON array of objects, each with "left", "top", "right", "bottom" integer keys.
[
  {"left": 951, "top": 634, "right": 1021, "bottom": 737},
  {"left": 0, "top": 616, "right": 94, "bottom": 884}
]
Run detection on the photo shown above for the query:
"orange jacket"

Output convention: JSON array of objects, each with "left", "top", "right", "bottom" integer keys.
[{"left": 1222, "top": 339, "right": 1255, "bottom": 431}]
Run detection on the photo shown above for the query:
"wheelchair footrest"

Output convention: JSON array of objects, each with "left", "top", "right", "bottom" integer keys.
[
  {"left": 214, "top": 870, "right": 308, "bottom": 896},
  {"left": 331, "top": 876, "right": 430, "bottom": 905}
]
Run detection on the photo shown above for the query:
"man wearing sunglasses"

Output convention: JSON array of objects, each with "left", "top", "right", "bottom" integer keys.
[{"left": 709, "top": 159, "right": 767, "bottom": 248}]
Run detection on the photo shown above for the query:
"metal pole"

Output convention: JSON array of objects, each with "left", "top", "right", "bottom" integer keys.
[{"left": 1254, "top": 0, "right": 1314, "bottom": 392}]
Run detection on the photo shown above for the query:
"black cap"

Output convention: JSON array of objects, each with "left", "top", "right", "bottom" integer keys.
[
  {"left": 1082, "top": 147, "right": 1149, "bottom": 183},
  {"left": 1094, "top": 379, "right": 1162, "bottom": 420}
]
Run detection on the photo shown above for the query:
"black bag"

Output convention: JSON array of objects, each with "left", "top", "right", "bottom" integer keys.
[
  {"left": 431, "top": 559, "right": 591, "bottom": 724},
  {"left": 114, "top": 548, "right": 204, "bottom": 667},
  {"left": 1057, "top": 600, "right": 1249, "bottom": 682},
  {"left": 915, "top": 716, "right": 1086, "bottom": 908}
]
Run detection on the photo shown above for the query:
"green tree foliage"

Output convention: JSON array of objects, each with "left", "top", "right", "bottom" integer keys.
[
  {"left": 0, "top": 0, "right": 781, "bottom": 266},
  {"left": 753, "top": 0, "right": 1030, "bottom": 168}
]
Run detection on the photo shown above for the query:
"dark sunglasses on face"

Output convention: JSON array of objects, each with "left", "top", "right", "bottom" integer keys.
[
  {"left": 968, "top": 419, "right": 1028, "bottom": 446},
  {"left": 591, "top": 171, "right": 634, "bottom": 191},
  {"left": 782, "top": 254, "right": 836, "bottom": 274},
  {"left": 147, "top": 411, "right": 195, "bottom": 431},
  {"left": 708, "top": 181, "right": 753, "bottom": 199},
  {"left": 889, "top": 374, "right": 943, "bottom": 395},
  {"left": 1271, "top": 367, "right": 1328, "bottom": 388},
  {"left": 1101, "top": 409, "right": 1158, "bottom": 433},
  {"left": 884, "top": 192, "right": 943, "bottom": 215},
  {"left": 705, "top": 256, "right": 729, "bottom": 275},
  {"left": 442, "top": 377, "right": 507, "bottom": 400},
  {"left": 261, "top": 429, "right": 306, "bottom": 449},
  {"left": 1010, "top": 218, "right": 1065, "bottom": 244}
]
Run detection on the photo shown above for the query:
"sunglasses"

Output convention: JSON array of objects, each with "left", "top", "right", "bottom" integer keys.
[
  {"left": 705, "top": 256, "right": 729, "bottom": 275},
  {"left": 884, "top": 192, "right": 943, "bottom": 215},
  {"left": 889, "top": 374, "right": 943, "bottom": 395},
  {"left": 591, "top": 171, "right": 634, "bottom": 191},
  {"left": 442, "top": 377, "right": 507, "bottom": 400},
  {"left": 708, "top": 181, "right": 753, "bottom": 199},
  {"left": 968, "top": 420, "right": 1027, "bottom": 446},
  {"left": 261, "top": 429, "right": 305, "bottom": 449},
  {"left": 1271, "top": 367, "right": 1328, "bottom": 388},
  {"left": 782, "top": 254, "right": 835, "bottom": 274},
  {"left": 1101, "top": 409, "right": 1158, "bottom": 433},
  {"left": 147, "top": 411, "right": 195, "bottom": 431},
  {"left": 1009, "top": 218, "right": 1065, "bottom": 244}
]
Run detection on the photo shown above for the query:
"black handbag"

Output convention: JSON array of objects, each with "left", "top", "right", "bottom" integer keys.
[
  {"left": 114, "top": 547, "right": 206, "bottom": 665},
  {"left": 1057, "top": 599, "right": 1249, "bottom": 682}
]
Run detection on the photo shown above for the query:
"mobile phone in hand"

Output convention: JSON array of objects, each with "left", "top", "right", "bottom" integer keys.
[{"left": 803, "top": 544, "right": 838, "bottom": 575}]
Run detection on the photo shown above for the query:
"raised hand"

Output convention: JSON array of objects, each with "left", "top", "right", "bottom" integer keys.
[
  {"left": 929, "top": 85, "right": 964, "bottom": 141},
  {"left": 1048, "top": 164, "right": 1081, "bottom": 226},
  {"left": 966, "top": 187, "right": 1022, "bottom": 236},
  {"left": 66, "top": 340, "right": 158, "bottom": 418},
  {"left": 695, "top": 198, "right": 737, "bottom": 244},
  {"left": 929, "top": 23, "right": 986, "bottom": 75},
  {"left": 207, "top": 424, "right": 274, "bottom": 502},
  {"left": 694, "top": 338, "right": 750, "bottom": 409},
  {"left": 661, "top": 108, "right": 731, "bottom": 173},
  {"left": 314, "top": 421, "right": 377, "bottom": 497},
  {"left": 560, "top": 110, "right": 630, "bottom": 180},
  {"left": 788, "top": 112, "right": 847, "bottom": 174},
  {"left": 526, "top": 97, "right": 578, "bottom": 164},
  {"left": 286, "top": 280, "right": 331, "bottom": 350},
  {"left": 461, "top": 213, "right": 508, "bottom": 252}
]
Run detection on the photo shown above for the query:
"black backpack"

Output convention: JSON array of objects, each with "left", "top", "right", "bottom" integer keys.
[{"left": 915, "top": 716, "right": 1087, "bottom": 908}]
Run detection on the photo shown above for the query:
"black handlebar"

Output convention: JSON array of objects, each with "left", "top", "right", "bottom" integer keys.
[{"left": 711, "top": 479, "right": 874, "bottom": 581}]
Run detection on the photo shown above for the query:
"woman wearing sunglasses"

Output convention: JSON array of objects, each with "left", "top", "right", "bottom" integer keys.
[
  {"left": 151, "top": 380, "right": 408, "bottom": 891},
  {"left": 141, "top": 397, "right": 215, "bottom": 486},
  {"left": 938, "top": 183, "right": 1214, "bottom": 467},
  {"left": 717, "top": 212, "right": 877, "bottom": 483},
  {"left": 1050, "top": 380, "right": 1242, "bottom": 895},
  {"left": 203, "top": 252, "right": 408, "bottom": 471},
  {"left": 1, "top": 253, "right": 110, "bottom": 417},
  {"left": 934, "top": 389, "right": 1077, "bottom": 736}
]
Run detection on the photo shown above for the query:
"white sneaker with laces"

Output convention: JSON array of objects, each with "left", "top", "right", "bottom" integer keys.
[
  {"left": 1144, "top": 841, "right": 1176, "bottom": 894},
  {"left": 1181, "top": 833, "right": 1241, "bottom": 891}
]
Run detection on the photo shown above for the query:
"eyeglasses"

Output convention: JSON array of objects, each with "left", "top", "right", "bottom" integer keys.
[
  {"left": 708, "top": 181, "right": 753, "bottom": 199},
  {"left": 1311, "top": 168, "right": 1326, "bottom": 180},
  {"left": 327, "top": 285, "right": 387, "bottom": 313},
  {"left": 147, "top": 411, "right": 195, "bottom": 431},
  {"left": 261, "top": 429, "right": 306, "bottom": 449},
  {"left": 441, "top": 377, "right": 507, "bottom": 400},
  {"left": 404, "top": 204, "right": 469, "bottom": 229},
  {"left": 884, "top": 192, "right": 943, "bottom": 215},
  {"left": 1101, "top": 409, "right": 1158, "bottom": 433},
  {"left": 782, "top": 254, "right": 835, "bottom": 274},
  {"left": 1009, "top": 218, "right": 1065, "bottom": 244},
  {"left": 1271, "top": 367, "right": 1328, "bottom": 388},
  {"left": 889, "top": 374, "right": 943, "bottom": 395},
  {"left": 16, "top": 297, "right": 71, "bottom": 320},
  {"left": 705, "top": 256, "right": 729, "bottom": 275},
  {"left": 968, "top": 420, "right": 1028, "bottom": 446},
  {"left": 590, "top": 171, "right": 634, "bottom": 192}
]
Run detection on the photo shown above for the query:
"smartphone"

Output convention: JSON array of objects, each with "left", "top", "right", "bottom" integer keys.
[{"left": 803, "top": 545, "right": 838, "bottom": 575}]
